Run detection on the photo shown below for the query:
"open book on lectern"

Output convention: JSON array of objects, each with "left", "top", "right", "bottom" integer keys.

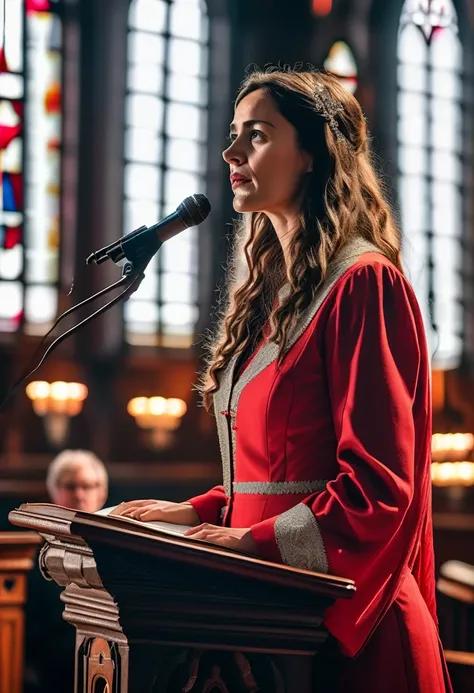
[{"left": 95, "top": 505, "right": 194, "bottom": 538}]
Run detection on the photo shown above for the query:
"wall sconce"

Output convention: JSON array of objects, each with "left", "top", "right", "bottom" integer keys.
[
  {"left": 431, "top": 461, "right": 474, "bottom": 487},
  {"left": 431, "top": 432, "right": 474, "bottom": 490},
  {"left": 432, "top": 433, "right": 474, "bottom": 462},
  {"left": 25, "top": 380, "right": 88, "bottom": 448},
  {"left": 127, "top": 396, "right": 187, "bottom": 450}
]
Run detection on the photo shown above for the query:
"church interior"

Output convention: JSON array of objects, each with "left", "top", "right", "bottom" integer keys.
[{"left": 1, "top": 0, "right": 474, "bottom": 691}]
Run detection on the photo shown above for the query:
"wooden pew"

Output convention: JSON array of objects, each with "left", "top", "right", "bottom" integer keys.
[
  {"left": 437, "top": 560, "right": 474, "bottom": 693},
  {"left": 0, "top": 532, "right": 42, "bottom": 693}
]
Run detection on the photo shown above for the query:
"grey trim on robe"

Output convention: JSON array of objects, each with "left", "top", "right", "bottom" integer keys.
[
  {"left": 233, "top": 480, "right": 327, "bottom": 495},
  {"left": 274, "top": 503, "right": 329, "bottom": 573}
]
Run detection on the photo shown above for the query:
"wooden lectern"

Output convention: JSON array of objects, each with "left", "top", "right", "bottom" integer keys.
[{"left": 9, "top": 503, "right": 355, "bottom": 693}]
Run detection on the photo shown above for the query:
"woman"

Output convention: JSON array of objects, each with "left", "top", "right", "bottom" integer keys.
[{"left": 113, "top": 68, "right": 451, "bottom": 692}]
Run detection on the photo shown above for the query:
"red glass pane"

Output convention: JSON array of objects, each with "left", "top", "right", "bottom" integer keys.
[
  {"left": 0, "top": 123, "right": 22, "bottom": 150},
  {"left": 3, "top": 225, "right": 22, "bottom": 248},
  {"left": 26, "top": 0, "right": 51, "bottom": 13}
]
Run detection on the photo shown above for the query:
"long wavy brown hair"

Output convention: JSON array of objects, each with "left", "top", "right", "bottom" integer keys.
[{"left": 198, "top": 67, "right": 402, "bottom": 412}]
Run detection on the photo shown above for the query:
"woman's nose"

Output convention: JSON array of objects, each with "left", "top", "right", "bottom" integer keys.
[{"left": 222, "top": 140, "right": 245, "bottom": 165}]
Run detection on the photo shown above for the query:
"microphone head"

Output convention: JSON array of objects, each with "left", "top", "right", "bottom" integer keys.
[{"left": 176, "top": 194, "right": 211, "bottom": 228}]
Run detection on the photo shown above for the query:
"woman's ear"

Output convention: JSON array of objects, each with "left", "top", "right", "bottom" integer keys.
[{"left": 303, "top": 151, "right": 313, "bottom": 174}]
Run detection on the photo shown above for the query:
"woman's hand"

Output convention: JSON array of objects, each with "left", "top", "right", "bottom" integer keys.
[
  {"left": 109, "top": 500, "right": 200, "bottom": 526},
  {"left": 184, "top": 524, "right": 259, "bottom": 555}
]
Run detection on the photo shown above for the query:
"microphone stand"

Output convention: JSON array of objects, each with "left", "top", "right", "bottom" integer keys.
[{"left": 0, "top": 259, "right": 146, "bottom": 412}]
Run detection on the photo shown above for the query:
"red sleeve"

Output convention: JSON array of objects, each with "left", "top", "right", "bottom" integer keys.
[
  {"left": 186, "top": 485, "right": 228, "bottom": 525},
  {"left": 250, "top": 261, "right": 426, "bottom": 655}
]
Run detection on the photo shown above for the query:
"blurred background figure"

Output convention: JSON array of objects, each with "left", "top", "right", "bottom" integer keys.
[
  {"left": 24, "top": 450, "right": 108, "bottom": 693},
  {"left": 46, "top": 449, "right": 108, "bottom": 512}
]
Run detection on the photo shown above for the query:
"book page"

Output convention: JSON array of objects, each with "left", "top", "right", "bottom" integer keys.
[{"left": 95, "top": 505, "right": 193, "bottom": 538}]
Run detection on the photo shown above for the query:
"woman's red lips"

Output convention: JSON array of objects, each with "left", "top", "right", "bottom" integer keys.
[{"left": 230, "top": 174, "right": 251, "bottom": 188}]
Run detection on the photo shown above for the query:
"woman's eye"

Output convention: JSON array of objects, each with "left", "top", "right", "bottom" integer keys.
[
  {"left": 250, "top": 130, "right": 264, "bottom": 142},
  {"left": 227, "top": 130, "right": 264, "bottom": 144}
]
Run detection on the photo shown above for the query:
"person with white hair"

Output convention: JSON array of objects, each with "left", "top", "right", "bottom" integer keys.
[
  {"left": 47, "top": 449, "right": 108, "bottom": 512},
  {"left": 24, "top": 451, "right": 108, "bottom": 693}
]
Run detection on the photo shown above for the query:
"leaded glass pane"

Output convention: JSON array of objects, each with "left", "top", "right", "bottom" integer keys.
[
  {"left": 127, "top": 64, "right": 164, "bottom": 96},
  {"left": 397, "top": 0, "right": 463, "bottom": 369},
  {"left": 0, "top": 1, "right": 62, "bottom": 334},
  {"left": 167, "top": 73, "right": 207, "bottom": 105},
  {"left": 125, "top": 93, "right": 164, "bottom": 130},
  {"left": 169, "top": 0, "right": 208, "bottom": 42},
  {"left": 129, "top": 0, "right": 167, "bottom": 33},
  {"left": 124, "top": 162, "right": 160, "bottom": 200},
  {"left": 4, "top": 0, "right": 23, "bottom": 72},
  {"left": 165, "top": 102, "right": 204, "bottom": 140},
  {"left": 124, "top": 298, "right": 159, "bottom": 328},
  {"left": 165, "top": 138, "right": 204, "bottom": 173},
  {"left": 125, "top": 127, "right": 163, "bottom": 165},
  {"left": 162, "top": 236, "right": 196, "bottom": 273},
  {"left": 131, "top": 269, "right": 159, "bottom": 300},
  {"left": 0, "top": 280, "right": 22, "bottom": 331},
  {"left": 0, "top": 244, "right": 22, "bottom": 279},
  {"left": 168, "top": 38, "right": 206, "bottom": 77},
  {"left": 128, "top": 30, "right": 166, "bottom": 66},
  {"left": 124, "top": 0, "right": 208, "bottom": 346},
  {"left": 124, "top": 199, "right": 160, "bottom": 233},
  {"left": 161, "top": 272, "right": 195, "bottom": 303},
  {"left": 0, "top": 73, "right": 23, "bottom": 99},
  {"left": 164, "top": 170, "right": 200, "bottom": 207},
  {"left": 323, "top": 41, "right": 358, "bottom": 94},
  {"left": 24, "top": 284, "right": 57, "bottom": 325},
  {"left": 161, "top": 301, "right": 198, "bottom": 326}
]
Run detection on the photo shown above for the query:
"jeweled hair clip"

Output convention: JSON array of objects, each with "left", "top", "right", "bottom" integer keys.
[{"left": 313, "top": 84, "right": 351, "bottom": 146}]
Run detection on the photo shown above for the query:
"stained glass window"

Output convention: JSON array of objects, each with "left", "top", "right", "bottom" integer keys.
[
  {"left": 324, "top": 41, "right": 358, "bottom": 94},
  {"left": 0, "top": 0, "right": 62, "bottom": 335},
  {"left": 123, "top": 0, "right": 208, "bottom": 348},
  {"left": 398, "top": 0, "right": 463, "bottom": 369}
]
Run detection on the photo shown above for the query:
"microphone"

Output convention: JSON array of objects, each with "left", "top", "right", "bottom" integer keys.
[{"left": 86, "top": 193, "right": 211, "bottom": 267}]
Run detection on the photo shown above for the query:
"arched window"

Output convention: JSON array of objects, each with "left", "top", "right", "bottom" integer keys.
[
  {"left": 397, "top": 0, "right": 463, "bottom": 369},
  {"left": 324, "top": 41, "right": 358, "bottom": 94},
  {"left": 0, "top": 0, "right": 62, "bottom": 334},
  {"left": 123, "top": 0, "right": 209, "bottom": 348}
]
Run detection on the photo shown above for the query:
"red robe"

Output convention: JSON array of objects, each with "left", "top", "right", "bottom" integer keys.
[{"left": 188, "top": 237, "right": 452, "bottom": 692}]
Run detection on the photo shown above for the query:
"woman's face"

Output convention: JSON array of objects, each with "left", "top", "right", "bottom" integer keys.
[{"left": 222, "top": 89, "right": 313, "bottom": 215}]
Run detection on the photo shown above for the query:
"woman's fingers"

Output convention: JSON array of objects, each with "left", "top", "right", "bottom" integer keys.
[
  {"left": 134, "top": 507, "right": 169, "bottom": 521},
  {"left": 110, "top": 500, "right": 158, "bottom": 516},
  {"left": 184, "top": 525, "right": 228, "bottom": 545},
  {"left": 182, "top": 525, "right": 256, "bottom": 553},
  {"left": 184, "top": 523, "right": 210, "bottom": 535},
  {"left": 120, "top": 499, "right": 157, "bottom": 509},
  {"left": 123, "top": 504, "right": 158, "bottom": 518},
  {"left": 111, "top": 500, "right": 180, "bottom": 517},
  {"left": 111, "top": 501, "right": 199, "bottom": 526}
]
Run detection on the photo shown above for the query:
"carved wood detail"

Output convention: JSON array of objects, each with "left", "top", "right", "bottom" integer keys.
[
  {"left": 201, "top": 666, "right": 229, "bottom": 693},
  {"left": 39, "top": 538, "right": 103, "bottom": 589},
  {"left": 85, "top": 638, "right": 115, "bottom": 693},
  {"left": 172, "top": 650, "right": 286, "bottom": 693}
]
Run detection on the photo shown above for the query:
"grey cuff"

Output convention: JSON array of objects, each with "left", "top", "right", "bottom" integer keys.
[{"left": 274, "top": 503, "right": 329, "bottom": 573}]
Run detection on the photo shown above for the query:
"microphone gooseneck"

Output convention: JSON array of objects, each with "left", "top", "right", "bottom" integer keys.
[
  {"left": 86, "top": 193, "right": 211, "bottom": 267},
  {"left": 0, "top": 193, "right": 211, "bottom": 412}
]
